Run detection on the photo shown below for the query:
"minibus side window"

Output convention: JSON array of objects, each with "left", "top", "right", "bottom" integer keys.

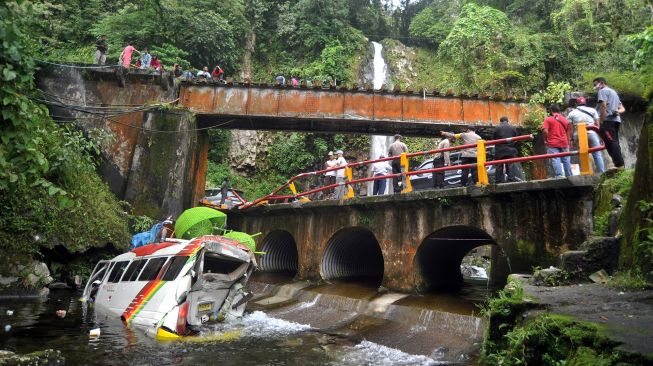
[
  {"left": 138, "top": 257, "right": 167, "bottom": 281},
  {"left": 107, "top": 261, "right": 129, "bottom": 283},
  {"left": 161, "top": 256, "right": 189, "bottom": 281},
  {"left": 122, "top": 259, "right": 148, "bottom": 282},
  {"left": 101, "top": 262, "right": 116, "bottom": 282}
]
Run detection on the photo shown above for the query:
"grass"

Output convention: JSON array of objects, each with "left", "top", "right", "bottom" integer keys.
[{"left": 607, "top": 270, "right": 651, "bottom": 291}]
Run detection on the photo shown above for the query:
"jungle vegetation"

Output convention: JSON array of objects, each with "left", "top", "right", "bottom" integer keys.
[{"left": 1, "top": 0, "right": 653, "bottom": 264}]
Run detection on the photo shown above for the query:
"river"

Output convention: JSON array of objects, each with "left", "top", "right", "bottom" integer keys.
[{"left": 0, "top": 275, "right": 493, "bottom": 365}]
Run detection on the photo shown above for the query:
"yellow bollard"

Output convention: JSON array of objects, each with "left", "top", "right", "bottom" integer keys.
[
  {"left": 577, "top": 123, "right": 591, "bottom": 175},
  {"left": 476, "top": 140, "right": 489, "bottom": 186},
  {"left": 344, "top": 166, "right": 355, "bottom": 199},
  {"left": 400, "top": 152, "right": 412, "bottom": 193},
  {"left": 288, "top": 181, "right": 298, "bottom": 195}
]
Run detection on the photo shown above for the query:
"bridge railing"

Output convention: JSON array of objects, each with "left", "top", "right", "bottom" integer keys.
[{"left": 234, "top": 123, "right": 604, "bottom": 210}]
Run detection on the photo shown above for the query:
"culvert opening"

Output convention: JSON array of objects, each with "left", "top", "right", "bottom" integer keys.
[
  {"left": 321, "top": 227, "right": 384, "bottom": 287},
  {"left": 415, "top": 226, "right": 497, "bottom": 292},
  {"left": 258, "top": 230, "right": 299, "bottom": 277}
]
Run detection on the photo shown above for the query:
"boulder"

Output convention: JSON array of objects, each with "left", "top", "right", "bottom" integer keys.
[
  {"left": 0, "top": 349, "right": 64, "bottom": 366},
  {"left": 560, "top": 236, "right": 620, "bottom": 280}
]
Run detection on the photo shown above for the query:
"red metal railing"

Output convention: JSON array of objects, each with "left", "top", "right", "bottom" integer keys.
[{"left": 230, "top": 124, "right": 604, "bottom": 210}]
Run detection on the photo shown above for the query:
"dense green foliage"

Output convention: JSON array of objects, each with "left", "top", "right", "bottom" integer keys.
[{"left": 1, "top": 2, "right": 130, "bottom": 266}]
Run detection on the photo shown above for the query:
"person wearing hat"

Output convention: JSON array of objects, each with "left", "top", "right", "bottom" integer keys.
[
  {"left": 334, "top": 150, "right": 348, "bottom": 199},
  {"left": 323, "top": 151, "right": 338, "bottom": 198},
  {"left": 94, "top": 35, "right": 108, "bottom": 65},
  {"left": 441, "top": 127, "right": 482, "bottom": 187},
  {"left": 388, "top": 134, "right": 408, "bottom": 193},
  {"left": 566, "top": 96, "right": 605, "bottom": 173}
]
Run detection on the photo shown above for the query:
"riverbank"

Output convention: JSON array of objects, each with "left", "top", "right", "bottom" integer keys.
[{"left": 482, "top": 275, "right": 653, "bottom": 364}]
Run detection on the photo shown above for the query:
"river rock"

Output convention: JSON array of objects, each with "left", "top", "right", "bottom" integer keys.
[
  {"left": 26, "top": 262, "right": 54, "bottom": 288},
  {"left": 0, "top": 261, "right": 52, "bottom": 298},
  {"left": 531, "top": 266, "right": 568, "bottom": 286},
  {"left": 0, "top": 276, "right": 19, "bottom": 287},
  {"left": 48, "top": 282, "right": 71, "bottom": 290},
  {"left": 560, "top": 237, "right": 619, "bottom": 280},
  {"left": 0, "top": 349, "right": 64, "bottom": 365}
]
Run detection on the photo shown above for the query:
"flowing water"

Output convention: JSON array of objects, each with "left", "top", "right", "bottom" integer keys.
[
  {"left": 0, "top": 276, "right": 492, "bottom": 365},
  {"left": 368, "top": 41, "right": 393, "bottom": 196}
]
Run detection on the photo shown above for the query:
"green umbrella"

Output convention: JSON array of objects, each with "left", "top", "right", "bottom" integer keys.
[
  {"left": 223, "top": 231, "right": 257, "bottom": 253},
  {"left": 175, "top": 207, "right": 227, "bottom": 240}
]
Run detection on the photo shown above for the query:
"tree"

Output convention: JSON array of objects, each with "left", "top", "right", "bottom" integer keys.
[
  {"left": 437, "top": 3, "right": 546, "bottom": 94},
  {"left": 408, "top": 0, "right": 463, "bottom": 48}
]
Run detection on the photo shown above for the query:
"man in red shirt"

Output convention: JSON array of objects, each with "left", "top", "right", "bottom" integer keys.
[{"left": 542, "top": 104, "right": 572, "bottom": 178}]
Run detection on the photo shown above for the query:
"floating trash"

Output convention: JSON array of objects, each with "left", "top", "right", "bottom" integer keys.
[
  {"left": 4, "top": 325, "right": 11, "bottom": 332},
  {"left": 56, "top": 310, "right": 67, "bottom": 318},
  {"left": 89, "top": 328, "right": 101, "bottom": 338},
  {"left": 6, "top": 310, "right": 13, "bottom": 316}
]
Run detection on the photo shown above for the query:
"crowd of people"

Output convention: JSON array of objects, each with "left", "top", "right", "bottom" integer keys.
[
  {"left": 94, "top": 36, "right": 225, "bottom": 81},
  {"left": 318, "top": 76, "right": 625, "bottom": 199}
]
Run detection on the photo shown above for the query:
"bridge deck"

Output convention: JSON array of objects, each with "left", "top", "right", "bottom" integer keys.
[
  {"left": 180, "top": 83, "right": 528, "bottom": 136},
  {"left": 228, "top": 176, "right": 600, "bottom": 215}
]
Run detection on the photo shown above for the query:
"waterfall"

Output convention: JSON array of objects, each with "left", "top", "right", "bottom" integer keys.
[{"left": 369, "top": 42, "right": 393, "bottom": 195}]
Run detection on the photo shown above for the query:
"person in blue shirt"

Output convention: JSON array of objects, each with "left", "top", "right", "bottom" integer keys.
[{"left": 140, "top": 48, "right": 152, "bottom": 69}]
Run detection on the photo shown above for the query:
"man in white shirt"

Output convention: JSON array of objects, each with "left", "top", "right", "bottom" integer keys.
[
  {"left": 334, "top": 150, "right": 348, "bottom": 199},
  {"left": 323, "top": 151, "right": 337, "bottom": 198},
  {"left": 388, "top": 134, "right": 408, "bottom": 193},
  {"left": 432, "top": 134, "right": 452, "bottom": 188},
  {"left": 370, "top": 155, "right": 392, "bottom": 195},
  {"left": 566, "top": 96, "right": 605, "bottom": 173},
  {"left": 441, "top": 128, "right": 481, "bottom": 187}
]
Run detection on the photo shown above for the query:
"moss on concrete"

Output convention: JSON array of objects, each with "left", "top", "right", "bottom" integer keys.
[
  {"left": 621, "top": 118, "right": 653, "bottom": 281},
  {"left": 593, "top": 169, "right": 634, "bottom": 236}
]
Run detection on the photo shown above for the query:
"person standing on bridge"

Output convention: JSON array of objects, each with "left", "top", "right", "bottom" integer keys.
[
  {"left": 543, "top": 104, "right": 572, "bottom": 178},
  {"left": 593, "top": 77, "right": 625, "bottom": 169},
  {"left": 323, "top": 151, "right": 337, "bottom": 198},
  {"left": 493, "top": 117, "right": 522, "bottom": 183},
  {"left": 388, "top": 134, "right": 408, "bottom": 193},
  {"left": 441, "top": 128, "right": 481, "bottom": 187},
  {"left": 119, "top": 42, "right": 140, "bottom": 68},
  {"left": 334, "top": 150, "right": 348, "bottom": 199},
  {"left": 140, "top": 48, "right": 152, "bottom": 69},
  {"left": 220, "top": 177, "right": 230, "bottom": 206},
  {"left": 432, "top": 134, "right": 452, "bottom": 189},
  {"left": 370, "top": 154, "right": 392, "bottom": 195},
  {"left": 94, "top": 35, "right": 108, "bottom": 65},
  {"left": 566, "top": 96, "right": 605, "bottom": 173}
]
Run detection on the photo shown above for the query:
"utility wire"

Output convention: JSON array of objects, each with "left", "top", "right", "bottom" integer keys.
[
  {"left": 36, "top": 60, "right": 120, "bottom": 69},
  {"left": 40, "top": 97, "right": 236, "bottom": 133}
]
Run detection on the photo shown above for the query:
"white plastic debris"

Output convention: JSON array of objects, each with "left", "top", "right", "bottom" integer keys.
[
  {"left": 4, "top": 325, "right": 11, "bottom": 332},
  {"left": 56, "top": 310, "right": 66, "bottom": 318},
  {"left": 89, "top": 328, "right": 101, "bottom": 338},
  {"left": 6, "top": 310, "right": 13, "bottom": 316}
]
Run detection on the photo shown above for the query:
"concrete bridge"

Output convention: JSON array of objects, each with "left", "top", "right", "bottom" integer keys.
[
  {"left": 180, "top": 82, "right": 528, "bottom": 136},
  {"left": 35, "top": 66, "right": 530, "bottom": 218},
  {"left": 228, "top": 177, "right": 598, "bottom": 292}
]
